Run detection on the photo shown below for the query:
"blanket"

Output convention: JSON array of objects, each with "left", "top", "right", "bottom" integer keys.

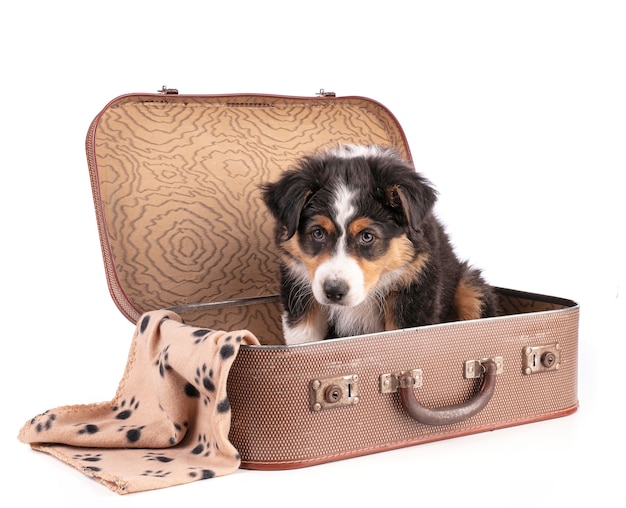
[{"left": 18, "top": 310, "right": 260, "bottom": 494}]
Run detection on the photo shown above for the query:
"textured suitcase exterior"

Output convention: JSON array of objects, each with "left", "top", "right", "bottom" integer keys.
[{"left": 86, "top": 89, "right": 579, "bottom": 470}]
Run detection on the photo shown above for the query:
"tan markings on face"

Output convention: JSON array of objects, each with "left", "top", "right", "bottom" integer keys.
[
  {"left": 281, "top": 235, "right": 305, "bottom": 262},
  {"left": 279, "top": 214, "right": 335, "bottom": 261},
  {"left": 348, "top": 216, "right": 374, "bottom": 237},
  {"left": 312, "top": 215, "right": 335, "bottom": 235},
  {"left": 281, "top": 235, "right": 331, "bottom": 281},
  {"left": 454, "top": 280, "right": 484, "bottom": 320},
  {"left": 357, "top": 235, "right": 417, "bottom": 293}
]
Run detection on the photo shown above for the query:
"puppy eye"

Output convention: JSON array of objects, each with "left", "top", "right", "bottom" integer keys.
[
  {"left": 312, "top": 228, "right": 326, "bottom": 241},
  {"left": 359, "top": 231, "right": 375, "bottom": 244}
]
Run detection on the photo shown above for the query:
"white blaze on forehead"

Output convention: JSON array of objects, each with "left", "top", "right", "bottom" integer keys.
[
  {"left": 332, "top": 183, "right": 356, "bottom": 231},
  {"left": 311, "top": 183, "right": 366, "bottom": 307},
  {"left": 327, "top": 144, "right": 385, "bottom": 159}
]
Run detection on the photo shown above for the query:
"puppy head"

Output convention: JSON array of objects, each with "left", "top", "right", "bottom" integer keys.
[{"left": 262, "top": 144, "right": 437, "bottom": 307}]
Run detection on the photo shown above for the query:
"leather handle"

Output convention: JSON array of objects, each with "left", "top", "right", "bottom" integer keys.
[{"left": 398, "top": 359, "right": 497, "bottom": 426}]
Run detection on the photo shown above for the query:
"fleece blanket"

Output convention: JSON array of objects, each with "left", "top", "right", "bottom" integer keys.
[{"left": 18, "top": 310, "right": 260, "bottom": 494}]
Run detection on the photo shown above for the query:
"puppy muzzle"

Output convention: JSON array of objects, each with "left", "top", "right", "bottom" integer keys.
[
  {"left": 322, "top": 279, "right": 349, "bottom": 304},
  {"left": 312, "top": 256, "right": 366, "bottom": 307}
]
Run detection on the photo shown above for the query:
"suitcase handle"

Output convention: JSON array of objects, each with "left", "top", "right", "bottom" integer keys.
[{"left": 398, "top": 359, "right": 497, "bottom": 426}]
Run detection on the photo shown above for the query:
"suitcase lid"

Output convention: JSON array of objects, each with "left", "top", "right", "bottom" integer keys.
[{"left": 86, "top": 90, "right": 411, "bottom": 342}]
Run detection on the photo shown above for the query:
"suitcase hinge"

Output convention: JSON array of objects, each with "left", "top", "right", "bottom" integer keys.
[
  {"left": 158, "top": 85, "right": 179, "bottom": 95},
  {"left": 316, "top": 88, "right": 336, "bottom": 97}
]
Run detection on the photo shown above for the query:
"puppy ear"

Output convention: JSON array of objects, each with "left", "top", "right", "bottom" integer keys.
[
  {"left": 261, "top": 171, "right": 313, "bottom": 240},
  {"left": 386, "top": 173, "right": 438, "bottom": 232}
]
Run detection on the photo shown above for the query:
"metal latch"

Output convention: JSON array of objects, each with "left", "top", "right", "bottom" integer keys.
[
  {"left": 464, "top": 357, "right": 504, "bottom": 379},
  {"left": 523, "top": 344, "right": 561, "bottom": 375},
  {"left": 379, "top": 369, "right": 423, "bottom": 394},
  {"left": 309, "top": 375, "right": 359, "bottom": 412}
]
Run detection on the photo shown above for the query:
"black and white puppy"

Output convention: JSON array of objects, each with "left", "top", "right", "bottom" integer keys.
[{"left": 262, "top": 144, "right": 499, "bottom": 344}]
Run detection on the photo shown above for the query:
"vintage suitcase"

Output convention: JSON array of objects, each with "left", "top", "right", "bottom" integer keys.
[{"left": 86, "top": 88, "right": 579, "bottom": 470}]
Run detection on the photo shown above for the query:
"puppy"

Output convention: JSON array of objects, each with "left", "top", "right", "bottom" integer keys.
[{"left": 262, "top": 144, "right": 499, "bottom": 344}]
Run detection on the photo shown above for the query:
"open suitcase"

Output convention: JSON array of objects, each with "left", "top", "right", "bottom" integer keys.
[{"left": 86, "top": 88, "right": 579, "bottom": 470}]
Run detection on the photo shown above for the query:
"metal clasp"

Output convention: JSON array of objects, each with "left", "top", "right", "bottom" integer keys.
[
  {"left": 523, "top": 344, "right": 561, "bottom": 375},
  {"left": 309, "top": 374, "right": 359, "bottom": 412}
]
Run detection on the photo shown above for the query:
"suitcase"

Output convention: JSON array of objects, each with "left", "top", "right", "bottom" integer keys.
[{"left": 86, "top": 88, "right": 579, "bottom": 470}]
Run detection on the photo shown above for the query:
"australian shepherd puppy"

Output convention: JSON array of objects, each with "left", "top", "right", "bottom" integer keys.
[{"left": 262, "top": 144, "right": 499, "bottom": 344}]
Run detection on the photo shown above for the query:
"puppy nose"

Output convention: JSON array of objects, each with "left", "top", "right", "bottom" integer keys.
[{"left": 323, "top": 280, "right": 349, "bottom": 302}]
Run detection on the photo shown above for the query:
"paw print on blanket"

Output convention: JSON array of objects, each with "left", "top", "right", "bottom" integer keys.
[
  {"left": 156, "top": 344, "right": 172, "bottom": 377},
  {"left": 143, "top": 452, "right": 174, "bottom": 463},
  {"left": 217, "top": 396, "right": 231, "bottom": 413},
  {"left": 75, "top": 423, "right": 100, "bottom": 435},
  {"left": 73, "top": 452, "right": 103, "bottom": 462},
  {"left": 72, "top": 453, "right": 103, "bottom": 472},
  {"left": 30, "top": 411, "right": 56, "bottom": 433},
  {"left": 166, "top": 420, "right": 189, "bottom": 445},
  {"left": 112, "top": 396, "right": 140, "bottom": 420},
  {"left": 141, "top": 469, "right": 172, "bottom": 478},
  {"left": 190, "top": 433, "right": 212, "bottom": 457},
  {"left": 194, "top": 363, "right": 215, "bottom": 394},
  {"left": 194, "top": 363, "right": 218, "bottom": 407},
  {"left": 188, "top": 467, "right": 216, "bottom": 480},
  {"left": 184, "top": 382, "right": 200, "bottom": 398},
  {"left": 192, "top": 328, "right": 213, "bottom": 344},
  {"left": 220, "top": 335, "right": 238, "bottom": 360},
  {"left": 117, "top": 424, "right": 146, "bottom": 443}
]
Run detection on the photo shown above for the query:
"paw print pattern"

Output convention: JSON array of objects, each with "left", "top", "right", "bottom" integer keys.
[
  {"left": 76, "top": 423, "right": 100, "bottom": 435},
  {"left": 217, "top": 397, "right": 231, "bottom": 413},
  {"left": 143, "top": 452, "right": 175, "bottom": 463},
  {"left": 73, "top": 452, "right": 103, "bottom": 462},
  {"left": 184, "top": 382, "right": 200, "bottom": 398},
  {"left": 73, "top": 453, "right": 103, "bottom": 472},
  {"left": 141, "top": 469, "right": 172, "bottom": 478},
  {"left": 220, "top": 335, "right": 237, "bottom": 360},
  {"left": 118, "top": 425, "right": 145, "bottom": 443},
  {"left": 18, "top": 311, "right": 251, "bottom": 490},
  {"left": 188, "top": 467, "right": 215, "bottom": 480},
  {"left": 192, "top": 328, "right": 213, "bottom": 344},
  {"left": 169, "top": 420, "right": 188, "bottom": 445},
  {"left": 140, "top": 314, "right": 171, "bottom": 334},
  {"left": 155, "top": 344, "right": 172, "bottom": 377},
  {"left": 32, "top": 411, "right": 56, "bottom": 433},
  {"left": 190, "top": 433, "right": 212, "bottom": 457},
  {"left": 113, "top": 397, "right": 140, "bottom": 420},
  {"left": 140, "top": 314, "right": 151, "bottom": 333},
  {"left": 194, "top": 363, "right": 215, "bottom": 393}
]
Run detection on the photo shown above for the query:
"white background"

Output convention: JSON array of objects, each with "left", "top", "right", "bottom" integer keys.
[{"left": 2, "top": 1, "right": 624, "bottom": 506}]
